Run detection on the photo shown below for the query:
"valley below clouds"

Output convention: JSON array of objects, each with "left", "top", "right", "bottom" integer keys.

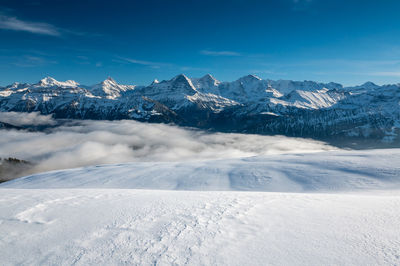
[{"left": 0, "top": 112, "right": 335, "bottom": 181}]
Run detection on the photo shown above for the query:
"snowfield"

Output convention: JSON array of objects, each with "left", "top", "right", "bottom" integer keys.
[
  {"left": 1, "top": 189, "right": 400, "bottom": 265},
  {"left": 1, "top": 149, "right": 400, "bottom": 265},
  {"left": 3, "top": 149, "right": 400, "bottom": 192}
]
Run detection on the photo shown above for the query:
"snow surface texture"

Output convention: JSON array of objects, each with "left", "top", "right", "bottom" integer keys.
[
  {"left": 0, "top": 189, "right": 399, "bottom": 265},
  {"left": 2, "top": 149, "right": 400, "bottom": 192},
  {"left": 1, "top": 143, "right": 400, "bottom": 264}
]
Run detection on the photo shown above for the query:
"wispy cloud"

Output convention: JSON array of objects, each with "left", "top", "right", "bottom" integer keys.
[
  {"left": 10, "top": 55, "right": 57, "bottom": 67},
  {"left": 117, "top": 56, "right": 212, "bottom": 72},
  {"left": 0, "top": 14, "right": 60, "bottom": 36},
  {"left": 200, "top": 50, "right": 241, "bottom": 56},
  {"left": 0, "top": 13, "right": 101, "bottom": 37},
  {"left": 369, "top": 71, "right": 400, "bottom": 77},
  {"left": 116, "top": 56, "right": 171, "bottom": 68}
]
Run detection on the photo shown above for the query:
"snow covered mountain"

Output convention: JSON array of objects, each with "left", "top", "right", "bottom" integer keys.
[
  {"left": 1, "top": 74, "right": 400, "bottom": 143},
  {"left": 89, "top": 77, "right": 137, "bottom": 99}
]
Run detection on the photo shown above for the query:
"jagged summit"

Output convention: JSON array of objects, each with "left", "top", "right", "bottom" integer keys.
[
  {"left": 191, "top": 74, "right": 219, "bottom": 87},
  {"left": 104, "top": 76, "right": 116, "bottom": 82},
  {"left": 172, "top": 74, "right": 191, "bottom": 83},
  {"left": 199, "top": 74, "right": 220, "bottom": 85},
  {"left": 189, "top": 74, "right": 220, "bottom": 93},
  {"left": 16, "top": 75, "right": 392, "bottom": 91},
  {"left": 8, "top": 82, "right": 23, "bottom": 89},
  {"left": 100, "top": 77, "right": 119, "bottom": 86},
  {"left": 170, "top": 74, "right": 197, "bottom": 91},
  {"left": 239, "top": 74, "right": 262, "bottom": 82},
  {"left": 200, "top": 74, "right": 216, "bottom": 80},
  {"left": 139, "top": 73, "right": 198, "bottom": 102},
  {"left": 90, "top": 77, "right": 135, "bottom": 99},
  {"left": 1, "top": 74, "right": 400, "bottom": 142}
]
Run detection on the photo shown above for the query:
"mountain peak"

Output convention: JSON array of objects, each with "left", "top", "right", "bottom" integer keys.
[
  {"left": 37, "top": 76, "right": 79, "bottom": 88},
  {"left": 90, "top": 77, "right": 135, "bottom": 99},
  {"left": 39, "top": 76, "right": 58, "bottom": 85},
  {"left": 171, "top": 74, "right": 195, "bottom": 87},
  {"left": 96, "top": 77, "right": 123, "bottom": 89},
  {"left": 200, "top": 74, "right": 217, "bottom": 81},
  {"left": 361, "top": 81, "right": 379, "bottom": 89},
  {"left": 159, "top": 73, "right": 197, "bottom": 94},
  {"left": 197, "top": 74, "right": 220, "bottom": 87},
  {"left": 172, "top": 74, "right": 190, "bottom": 82},
  {"left": 201, "top": 73, "right": 214, "bottom": 79},
  {"left": 239, "top": 74, "right": 262, "bottom": 83},
  {"left": 103, "top": 77, "right": 117, "bottom": 84}
]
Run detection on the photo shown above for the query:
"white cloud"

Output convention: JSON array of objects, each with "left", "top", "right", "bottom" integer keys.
[
  {"left": 0, "top": 14, "right": 60, "bottom": 36},
  {"left": 0, "top": 117, "right": 335, "bottom": 178},
  {"left": 200, "top": 50, "right": 241, "bottom": 56},
  {"left": 0, "top": 112, "right": 56, "bottom": 126}
]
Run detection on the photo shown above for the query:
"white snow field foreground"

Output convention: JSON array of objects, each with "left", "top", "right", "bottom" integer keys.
[{"left": 1, "top": 149, "right": 400, "bottom": 265}]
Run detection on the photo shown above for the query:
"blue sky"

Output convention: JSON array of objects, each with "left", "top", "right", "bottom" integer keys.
[{"left": 0, "top": 0, "right": 400, "bottom": 86}]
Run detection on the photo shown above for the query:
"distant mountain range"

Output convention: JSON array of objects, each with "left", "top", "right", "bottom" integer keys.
[{"left": 1, "top": 74, "right": 400, "bottom": 146}]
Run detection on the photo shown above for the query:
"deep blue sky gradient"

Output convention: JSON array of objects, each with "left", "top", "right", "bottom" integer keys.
[{"left": 0, "top": 0, "right": 399, "bottom": 86}]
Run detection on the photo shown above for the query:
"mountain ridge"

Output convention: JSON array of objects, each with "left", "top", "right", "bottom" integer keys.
[{"left": 1, "top": 74, "right": 400, "bottom": 144}]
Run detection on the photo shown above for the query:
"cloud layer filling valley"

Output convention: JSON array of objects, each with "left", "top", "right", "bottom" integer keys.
[{"left": 0, "top": 112, "right": 336, "bottom": 178}]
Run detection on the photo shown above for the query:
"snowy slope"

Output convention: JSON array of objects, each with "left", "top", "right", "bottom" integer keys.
[
  {"left": 1, "top": 148, "right": 400, "bottom": 265},
  {"left": 2, "top": 149, "right": 400, "bottom": 191},
  {"left": 36, "top": 76, "right": 80, "bottom": 88},
  {"left": 89, "top": 77, "right": 136, "bottom": 99},
  {"left": 2, "top": 74, "right": 400, "bottom": 265},
  {"left": 1, "top": 189, "right": 399, "bottom": 265}
]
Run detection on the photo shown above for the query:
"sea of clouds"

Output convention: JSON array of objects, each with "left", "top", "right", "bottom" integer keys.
[
  {"left": 0, "top": 112, "right": 336, "bottom": 179},
  {"left": 0, "top": 111, "right": 56, "bottom": 126}
]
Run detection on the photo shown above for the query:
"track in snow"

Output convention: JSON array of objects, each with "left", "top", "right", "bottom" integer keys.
[
  {"left": 1, "top": 189, "right": 400, "bottom": 265},
  {"left": 1, "top": 148, "right": 400, "bottom": 265}
]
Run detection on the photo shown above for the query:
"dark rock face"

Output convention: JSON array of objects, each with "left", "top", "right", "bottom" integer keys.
[{"left": 0, "top": 158, "right": 33, "bottom": 183}]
